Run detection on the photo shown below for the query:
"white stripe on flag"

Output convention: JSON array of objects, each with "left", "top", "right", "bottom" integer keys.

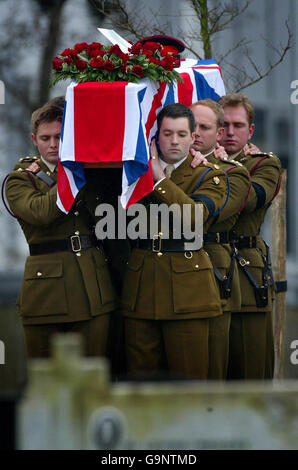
[{"left": 59, "top": 82, "right": 76, "bottom": 163}]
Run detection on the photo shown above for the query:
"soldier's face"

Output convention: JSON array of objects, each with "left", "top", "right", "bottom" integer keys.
[
  {"left": 158, "top": 116, "right": 195, "bottom": 163},
  {"left": 31, "top": 120, "right": 61, "bottom": 165},
  {"left": 191, "top": 104, "right": 224, "bottom": 155},
  {"left": 218, "top": 105, "right": 255, "bottom": 155}
]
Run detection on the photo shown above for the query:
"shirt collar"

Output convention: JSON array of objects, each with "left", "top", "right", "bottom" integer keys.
[
  {"left": 202, "top": 148, "right": 215, "bottom": 158},
  {"left": 159, "top": 155, "right": 188, "bottom": 170},
  {"left": 41, "top": 156, "right": 57, "bottom": 173}
]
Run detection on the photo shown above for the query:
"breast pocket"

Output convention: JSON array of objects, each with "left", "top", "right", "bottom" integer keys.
[
  {"left": 20, "top": 258, "right": 68, "bottom": 317},
  {"left": 171, "top": 252, "right": 220, "bottom": 314}
]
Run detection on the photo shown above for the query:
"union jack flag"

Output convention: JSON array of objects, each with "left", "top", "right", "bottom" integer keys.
[{"left": 57, "top": 59, "right": 225, "bottom": 213}]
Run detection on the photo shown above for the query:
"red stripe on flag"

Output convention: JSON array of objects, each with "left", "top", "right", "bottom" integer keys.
[
  {"left": 145, "top": 82, "right": 167, "bottom": 140},
  {"left": 193, "top": 65, "right": 223, "bottom": 78},
  {"left": 178, "top": 73, "right": 193, "bottom": 106},
  {"left": 57, "top": 160, "right": 75, "bottom": 212},
  {"left": 126, "top": 162, "right": 153, "bottom": 208},
  {"left": 74, "top": 82, "right": 127, "bottom": 162}
]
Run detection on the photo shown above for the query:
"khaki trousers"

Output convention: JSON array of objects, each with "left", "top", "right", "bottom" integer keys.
[{"left": 125, "top": 314, "right": 230, "bottom": 380}]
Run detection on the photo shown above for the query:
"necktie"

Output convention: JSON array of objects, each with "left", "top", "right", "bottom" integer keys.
[{"left": 164, "top": 163, "right": 175, "bottom": 179}]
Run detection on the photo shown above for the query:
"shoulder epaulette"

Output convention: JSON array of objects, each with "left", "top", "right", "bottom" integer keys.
[
  {"left": 228, "top": 159, "right": 243, "bottom": 167},
  {"left": 18, "top": 155, "right": 39, "bottom": 163},
  {"left": 251, "top": 152, "right": 274, "bottom": 158}
]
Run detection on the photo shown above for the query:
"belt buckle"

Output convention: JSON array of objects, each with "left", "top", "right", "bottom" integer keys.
[
  {"left": 70, "top": 235, "right": 82, "bottom": 252},
  {"left": 152, "top": 234, "right": 162, "bottom": 252}
]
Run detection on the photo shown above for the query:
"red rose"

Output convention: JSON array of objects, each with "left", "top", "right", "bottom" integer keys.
[
  {"left": 120, "top": 52, "right": 130, "bottom": 62},
  {"left": 63, "top": 56, "right": 72, "bottom": 65},
  {"left": 109, "top": 44, "right": 122, "bottom": 56},
  {"left": 149, "top": 57, "right": 160, "bottom": 65},
  {"left": 143, "top": 41, "right": 162, "bottom": 52},
  {"left": 90, "top": 57, "right": 104, "bottom": 68},
  {"left": 74, "top": 42, "right": 89, "bottom": 53},
  {"left": 88, "top": 47, "right": 103, "bottom": 58},
  {"left": 121, "top": 64, "right": 127, "bottom": 73},
  {"left": 160, "top": 56, "right": 174, "bottom": 71},
  {"left": 129, "top": 42, "right": 143, "bottom": 54},
  {"left": 52, "top": 57, "right": 63, "bottom": 70},
  {"left": 61, "top": 48, "right": 77, "bottom": 57},
  {"left": 103, "top": 60, "right": 115, "bottom": 71},
  {"left": 132, "top": 65, "right": 144, "bottom": 77},
  {"left": 74, "top": 58, "right": 87, "bottom": 70}
]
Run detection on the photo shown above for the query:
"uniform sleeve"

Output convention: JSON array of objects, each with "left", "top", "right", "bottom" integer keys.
[
  {"left": 5, "top": 170, "right": 63, "bottom": 226},
  {"left": 153, "top": 168, "right": 227, "bottom": 231},
  {"left": 243, "top": 154, "right": 281, "bottom": 213},
  {"left": 215, "top": 165, "right": 251, "bottom": 223}
]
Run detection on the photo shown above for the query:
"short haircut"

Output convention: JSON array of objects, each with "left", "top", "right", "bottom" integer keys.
[
  {"left": 157, "top": 103, "right": 195, "bottom": 134},
  {"left": 191, "top": 99, "right": 224, "bottom": 128},
  {"left": 218, "top": 93, "right": 254, "bottom": 126},
  {"left": 31, "top": 96, "right": 65, "bottom": 134}
]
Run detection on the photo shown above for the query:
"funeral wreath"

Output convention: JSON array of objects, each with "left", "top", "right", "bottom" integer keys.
[{"left": 51, "top": 41, "right": 183, "bottom": 85}]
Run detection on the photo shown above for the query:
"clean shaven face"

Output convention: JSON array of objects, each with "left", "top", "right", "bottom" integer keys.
[
  {"left": 191, "top": 104, "right": 224, "bottom": 155},
  {"left": 31, "top": 120, "right": 61, "bottom": 165},
  {"left": 218, "top": 105, "right": 255, "bottom": 155},
  {"left": 158, "top": 116, "right": 195, "bottom": 164}
]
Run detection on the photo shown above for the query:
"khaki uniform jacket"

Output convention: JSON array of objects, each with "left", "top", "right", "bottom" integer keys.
[
  {"left": 230, "top": 150, "right": 282, "bottom": 312},
  {"left": 5, "top": 157, "right": 117, "bottom": 325},
  {"left": 121, "top": 154, "right": 227, "bottom": 320},
  {"left": 203, "top": 153, "right": 251, "bottom": 312}
]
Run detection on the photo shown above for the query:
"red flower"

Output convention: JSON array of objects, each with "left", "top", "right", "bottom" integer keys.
[
  {"left": 121, "top": 64, "right": 127, "bottom": 73},
  {"left": 63, "top": 56, "right": 72, "bottom": 65},
  {"left": 143, "top": 41, "right": 162, "bottom": 52},
  {"left": 88, "top": 47, "right": 103, "bottom": 58},
  {"left": 129, "top": 42, "right": 143, "bottom": 54},
  {"left": 120, "top": 52, "right": 130, "bottom": 62},
  {"left": 132, "top": 65, "right": 144, "bottom": 77},
  {"left": 109, "top": 44, "right": 122, "bottom": 56},
  {"left": 160, "top": 56, "right": 174, "bottom": 71},
  {"left": 90, "top": 57, "right": 104, "bottom": 68},
  {"left": 74, "top": 42, "right": 89, "bottom": 53},
  {"left": 52, "top": 57, "right": 63, "bottom": 70},
  {"left": 149, "top": 57, "right": 160, "bottom": 65},
  {"left": 103, "top": 60, "right": 115, "bottom": 71},
  {"left": 74, "top": 58, "right": 87, "bottom": 70},
  {"left": 61, "top": 48, "right": 77, "bottom": 57}
]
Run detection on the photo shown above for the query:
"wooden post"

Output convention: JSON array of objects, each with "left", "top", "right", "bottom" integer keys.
[{"left": 271, "top": 169, "right": 287, "bottom": 379}]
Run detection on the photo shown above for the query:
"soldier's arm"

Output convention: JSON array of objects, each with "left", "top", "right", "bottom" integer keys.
[
  {"left": 214, "top": 164, "right": 251, "bottom": 223},
  {"left": 152, "top": 167, "right": 227, "bottom": 231},
  {"left": 5, "top": 170, "right": 63, "bottom": 226},
  {"left": 242, "top": 154, "right": 281, "bottom": 213}
]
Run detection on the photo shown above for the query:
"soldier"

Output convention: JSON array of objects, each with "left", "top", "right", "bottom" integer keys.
[
  {"left": 5, "top": 98, "right": 117, "bottom": 358},
  {"left": 217, "top": 93, "right": 282, "bottom": 380},
  {"left": 190, "top": 99, "right": 251, "bottom": 379},
  {"left": 121, "top": 103, "right": 228, "bottom": 380}
]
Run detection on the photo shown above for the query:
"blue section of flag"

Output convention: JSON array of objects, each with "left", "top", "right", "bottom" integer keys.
[
  {"left": 62, "top": 160, "right": 86, "bottom": 191},
  {"left": 60, "top": 100, "right": 67, "bottom": 143},
  {"left": 164, "top": 84, "right": 175, "bottom": 106},
  {"left": 124, "top": 87, "right": 149, "bottom": 186},
  {"left": 196, "top": 59, "right": 217, "bottom": 65},
  {"left": 193, "top": 70, "right": 220, "bottom": 101}
]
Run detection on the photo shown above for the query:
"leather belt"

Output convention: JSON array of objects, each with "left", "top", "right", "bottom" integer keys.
[
  {"left": 234, "top": 235, "right": 258, "bottom": 249},
  {"left": 29, "top": 234, "right": 100, "bottom": 255},
  {"left": 203, "top": 231, "right": 235, "bottom": 244},
  {"left": 136, "top": 237, "right": 197, "bottom": 252}
]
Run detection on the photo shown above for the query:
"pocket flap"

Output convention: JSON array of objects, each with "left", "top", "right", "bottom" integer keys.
[
  {"left": 126, "top": 252, "right": 144, "bottom": 271},
  {"left": 24, "top": 259, "right": 63, "bottom": 280},
  {"left": 171, "top": 252, "right": 211, "bottom": 273}
]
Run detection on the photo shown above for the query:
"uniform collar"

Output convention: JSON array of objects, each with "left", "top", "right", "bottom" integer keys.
[{"left": 41, "top": 156, "right": 57, "bottom": 173}]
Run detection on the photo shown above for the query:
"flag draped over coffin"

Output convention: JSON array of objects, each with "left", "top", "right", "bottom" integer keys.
[{"left": 57, "top": 59, "right": 225, "bottom": 213}]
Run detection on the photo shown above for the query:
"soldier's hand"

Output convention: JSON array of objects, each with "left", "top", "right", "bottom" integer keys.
[
  {"left": 26, "top": 159, "right": 41, "bottom": 173},
  {"left": 150, "top": 138, "right": 165, "bottom": 182},
  {"left": 244, "top": 143, "right": 261, "bottom": 155},
  {"left": 214, "top": 143, "right": 228, "bottom": 160},
  {"left": 190, "top": 148, "right": 208, "bottom": 168}
]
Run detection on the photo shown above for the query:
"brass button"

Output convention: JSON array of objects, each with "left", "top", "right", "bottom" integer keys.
[
  {"left": 158, "top": 187, "right": 162, "bottom": 191},
  {"left": 74, "top": 211, "right": 79, "bottom": 216},
  {"left": 157, "top": 252, "right": 163, "bottom": 257},
  {"left": 46, "top": 171, "right": 51, "bottom": 176},
  {"left": 75, "top": 231, "right": 80, "bottom": 235},
  {"left": 214, "top": 164, "right": 220, "bottom": 170},
  {"left": 37, "top": 272, "right": 42, "bottom": 277},
  {"left": 195, "top": 264, "right": 199, "bottom": 269},
  {"left": 213, "top": 176, "right": 220, "bottom": 185},
  {"left": 76, "top": 252, "right": 81, "bottom": 257},
  {"left": 162, "top": 190, "right": 166, "bottom": 194}
]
